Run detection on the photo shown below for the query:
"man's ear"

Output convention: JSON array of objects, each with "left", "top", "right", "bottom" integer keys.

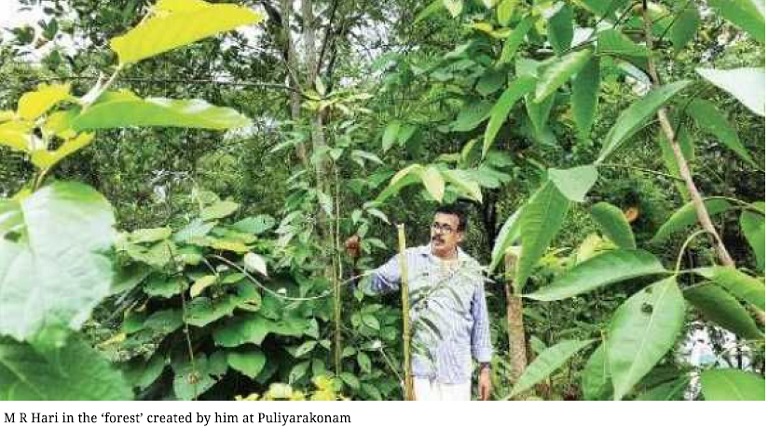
[{"left": 457, "top": 231, "right": 465, "bottom": 243}]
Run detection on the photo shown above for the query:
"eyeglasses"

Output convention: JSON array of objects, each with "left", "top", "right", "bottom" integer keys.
[{"left": 431, "top": 222, "right": 456, "bottom": 234}]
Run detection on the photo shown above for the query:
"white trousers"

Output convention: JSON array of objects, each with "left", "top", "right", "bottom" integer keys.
[{"left": 413, "top": 378, "right": 471, "bottom": 401}]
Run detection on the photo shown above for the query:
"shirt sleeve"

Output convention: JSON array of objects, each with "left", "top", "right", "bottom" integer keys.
[
  {"left": 470, "top": 281, "right": 493, "bottom": 363},
  {"left": 369, "top": 254, "right": 402, "bottom": 294}
]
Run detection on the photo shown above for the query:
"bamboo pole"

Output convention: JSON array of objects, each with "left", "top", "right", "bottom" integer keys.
[{"left": 397, "top": 224, "right": 415, "bottom": 401}]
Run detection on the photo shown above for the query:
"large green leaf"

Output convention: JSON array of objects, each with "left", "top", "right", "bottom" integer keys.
[
  {"left": 525, "top": 93, "right": 555, "bottom": 135},
  {"left": 420, "top": 165, "right": 445, "bottom": 202},
  {"left": 684, "top": 283, "right": 763, "bottom": 339},
  {"left": 441, "top": 169, "right": 483, "bottom": 202},
  {"left": 526, "top": 249, "right": 666, "bottom": 301},
  {"left": 686, "top": 98, "right": 756, "bottom": 166},
  {"left": 740, "top": 203, "right": 765, "bottom": 270},
  {"left": 483, "top": 76, "right": 536, "bottom": 156},
  {"left": 697, "top": 68, "right": 765, "bottom": 117},
  {"left": 489, "top": 206, "right": 524, "bottom": 273},
  {"left": 498, "top": 15, "right": 534, "bottom": 65},
  {"left": 382, "top": 121, "right": 401, "bottom": 152},
  {"left": 547, "top": 164, "right": 598, "bottom": 203},
  {"left": 534, "top": 49, "right": 592, "bottom": 103},
  {"left": 596, "top": 29, "right": 650, "bottom": 58},
  {"left": 515, "top": 181, "right": 569, "bottom": 288},
  {"left": 227, "top": 350, "right": 266, "bottom": 379},
  {"left": 0, "top": 182, "right": 115, "bottom": 342},
  {"left": 184, "top": 282, "right": 262, "bottom": 327},
  {"left": 375, "top": 164, "right": 424, "bottom": 203},
  {"left": 700, "top": 369, "right": 766, "bottom": 401},
  {"left": 547, "top": 4, "right": 573, "bottom": 54},
  {"left": 590, "top": 202, "right": 636, "bottom": 249},
  {"left": 597, "top": 80, "right": 690, "bottom": 163},
  {"left": 651, "top": 198, "right": 732, "bottom": 243},
  {"left": 670, "top": 5, "right": 700, "bottom": 51},
  {"left": 110, "top": 0, "right": 263, "bottom": 65},
  {"left": 72, "top": 91, "right": 250, "bottom": 130},
  {"left": 0, "top": 336, "right": 131, "bottom": 400},
  {"left": 581, "top": 342, "right": 612, "bottom": 400},
  {"left": 634, "top": 377, "right": 688, "bottom": 400},
  {"left": 571, "top": 56, "right": 600, "bottom": 139},
  {"left": 451, "top": 101, "right": 492, "bottom": 131},
  {"left": 608, "top": 277, "right": 686, "bottom": 400},
  {"left": 213, "top": 315, "right": 271, "bottom": 347},
  {"left": 706, "top": 0, "right": 765, "bottom": 45},
  {"left": 695, "top": 267, "right": 765, "bottom": 310},
  {"left": 507, "top": 339, "right": 596, "bottom": 397}
]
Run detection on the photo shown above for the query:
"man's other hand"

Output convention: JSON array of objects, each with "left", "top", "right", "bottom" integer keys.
[{"left": 478, "top": 368, "right": 492, "bottom": 401}]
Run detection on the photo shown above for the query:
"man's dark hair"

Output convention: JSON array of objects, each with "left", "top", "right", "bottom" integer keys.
[{"left": 435, "top": 203, "right": 468, "bottom": 232}]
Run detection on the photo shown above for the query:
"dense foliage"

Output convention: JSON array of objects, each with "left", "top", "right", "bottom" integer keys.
[{"left": 0, "top": 0, "right": 764, "bottom": 401}]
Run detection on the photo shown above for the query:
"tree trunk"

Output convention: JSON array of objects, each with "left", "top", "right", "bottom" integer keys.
[{"left": 505, "top": 248, "right": 529, "bottom": 399}]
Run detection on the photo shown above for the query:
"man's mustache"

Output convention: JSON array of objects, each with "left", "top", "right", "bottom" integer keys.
[{"left": 432, "top": 236, "right": 443, "bottom": 242}]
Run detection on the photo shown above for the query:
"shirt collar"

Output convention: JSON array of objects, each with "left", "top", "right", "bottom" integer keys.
[{"left": 418, "top": 244, "right": 471, "bottom": 263}]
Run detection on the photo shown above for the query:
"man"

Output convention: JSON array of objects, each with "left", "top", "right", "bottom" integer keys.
[{"left": 345, "top": 204, "right": 493, "bottom": 401}]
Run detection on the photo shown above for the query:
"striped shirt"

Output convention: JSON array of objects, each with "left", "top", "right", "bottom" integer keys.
[{"left": 369, "top": 245, "right": 493, "bottom": 384}]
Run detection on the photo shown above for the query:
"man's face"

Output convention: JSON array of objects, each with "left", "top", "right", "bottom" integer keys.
[{"left": 430, "top": 212, "right": 464, "bottom": 257}]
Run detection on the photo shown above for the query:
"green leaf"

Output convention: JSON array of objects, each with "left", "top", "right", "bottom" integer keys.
[
  {"left": 581, "top": 343, "right": 612, "bottom": 400},
  {"left": 697, "top": 68, "right": 765, "bottom": 117},
  {"left": 706, "top": 0, "right": 765, "bottom": 45},
  {"left": 233, "top": 215, "right": 275, "bottom": 234},
  {"left": 684, "top": 283, "right": 763, "bottom": 339},
  {"left": 110, "top": 0, "right": 263, "bottom": 65},
  {"left": 484, "top": 76, "right": 536, "bottom": 156},
  {"left": 339, "top": 372, "right": 360, "bottom": 390},
  {"left": 0, "top": 182, "right": 115, "bottom": 342},
  {"left": 489, "top": 206, "right": 524, "bottom": 272},
  {"left": 527, "top": 249, "right": 666, "bottom": 301},
  {"left": 498, "top": 15, "right": 534, "bottom": 65},
  {"left": 451, "top": 101, "right": 493, "bottom": 131},
  {"left": 17, "top": 83, "right": 71, "bottom": 120},
  {"left": 740, "top": 204, "right": 765, "bottom": 270},
  {"left": 442, "top": 0, "right": 463, "bottom": 17},
  {"left": 525, "top": 93, "right": 555, "bottom": 135},
  {"left": 129, "top": 227, "right": 172, "bottom": 243},
  {"left": 185, "top": 283, "right": 262, "bottom": 327},
  {"left": 213, "top": 315, "right": 271, "bottom": 347},
  {"left": 190, "top": 274, "right": 217, "bottom": 298},
  {"left": 634, "top": 377, "right": 688, "bottom": 400},
  {"left": 534, "top": 49, "right": 592, "bottom": 103},
  {"left": 476, "top": 69, "right": 506, "bottom": 96},
  {"left": 651, "top": 198, "right": 732, "bottom": 243},
  {"left": 0, "top": 336, "right": 132, "bottom": 400},
  {"left": 596, "top": 29, "right": 650, "bottom": 58},
  {"left": 571, "top": 56, "right": 600, "bottom": 139},
  {"left": 608, "top": 277, "right": 686, "bottom": 400},
  {"left": 361, "top": 314, "right": 381, "bottom": 330},
  {"left": 441, "top": 169, "right": 483, "bottom": 202},
  {"left": 700, "top": 369, "right": 766, "bottom": 401},
  {"left": 547, "top": 164, "right": 598, "bottom": 203},
  {"left": 415, "top": 0, "right": 444, "bottom": 23},
  {"left": 73, "top": 91, "right": 250, "bottom": 130},
  {"left": 289, "top": 360, "right": 310, "bottom": 383},
  {"left": 200, "top": 200, "right": 240, "bottom": 221},
  {"left": 590, "top": 202, "right": 636, "bottom": 249},
  {"left": 516, "top": 181, "right": 570, "bottom": 288},
  {"left": 695, "top": 267, "right": 765, "bottom": 310},
  {"left": 382, "top": 121, "right": 401, "bottom": 152},
  {"left": 375, "top": 164, "right": 424, "bottom": 203},
  {"left": 686, "top": 98, "right": 756, "bottom": 166},
  {"left": 507, "top": 339, "right": 596, "bottom": 397},
  {"left": 420, "top": 166, "right": 445, "bottom": 202},
  {"left": 547, "top": 4, "right": 573, "bottom": 54},
  {"left": 227, "top": 350, "right": 266, "bottom": 379},
  {"left": 598, "top": 80, "right": 691, "bottom": 163},
  {"left": 670, "top": 5, "right": 700, "bottom": 51},
  {"left": 144, "top": 275, "right": 183, "bottom": 298},
  {"left": 357, "top": 351, "right": 372, "bottom": 373},
  {"left": 572, "top": 0, "right": 629, "bottom": 16}
]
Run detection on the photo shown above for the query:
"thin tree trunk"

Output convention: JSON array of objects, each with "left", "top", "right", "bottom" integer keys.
[
  {"left": 505, "top": 248, "right": 529, "bottom": 399},
  {"left": 641, "top": 3, "right": 765, "bottom": 326},
  {"left": 279, "top": 0, "right": 307, "bottom": 165}
]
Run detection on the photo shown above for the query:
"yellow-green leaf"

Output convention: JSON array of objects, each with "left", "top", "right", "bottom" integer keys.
[
  {"left": 190, "top": 274, "right": 217, "bottom": 298},
  {"left": 17, "top": 83, "right": 71, "bottom": 120},
  {"left": 30, "top": 132, "right": 95, "bottom": 169},
  {"left": 110, "top": 0, "right": 263, "bottom": 65},
  {"left": 0, "top": 121, "right": 32, "bottom": 153},
  {"left": 210, "top": 239, "right": 249, "bottom": 253},
  {"left": 420, "top": 166, "right": 445, "bottom": 202}
]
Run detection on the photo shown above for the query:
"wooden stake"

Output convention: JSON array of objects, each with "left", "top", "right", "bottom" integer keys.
[
  {"left": 397, "top": 224, "right": 415, "bottom": 401},
  {"left": 505, "top": 247, "right": 529, "bottom": 399}
]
